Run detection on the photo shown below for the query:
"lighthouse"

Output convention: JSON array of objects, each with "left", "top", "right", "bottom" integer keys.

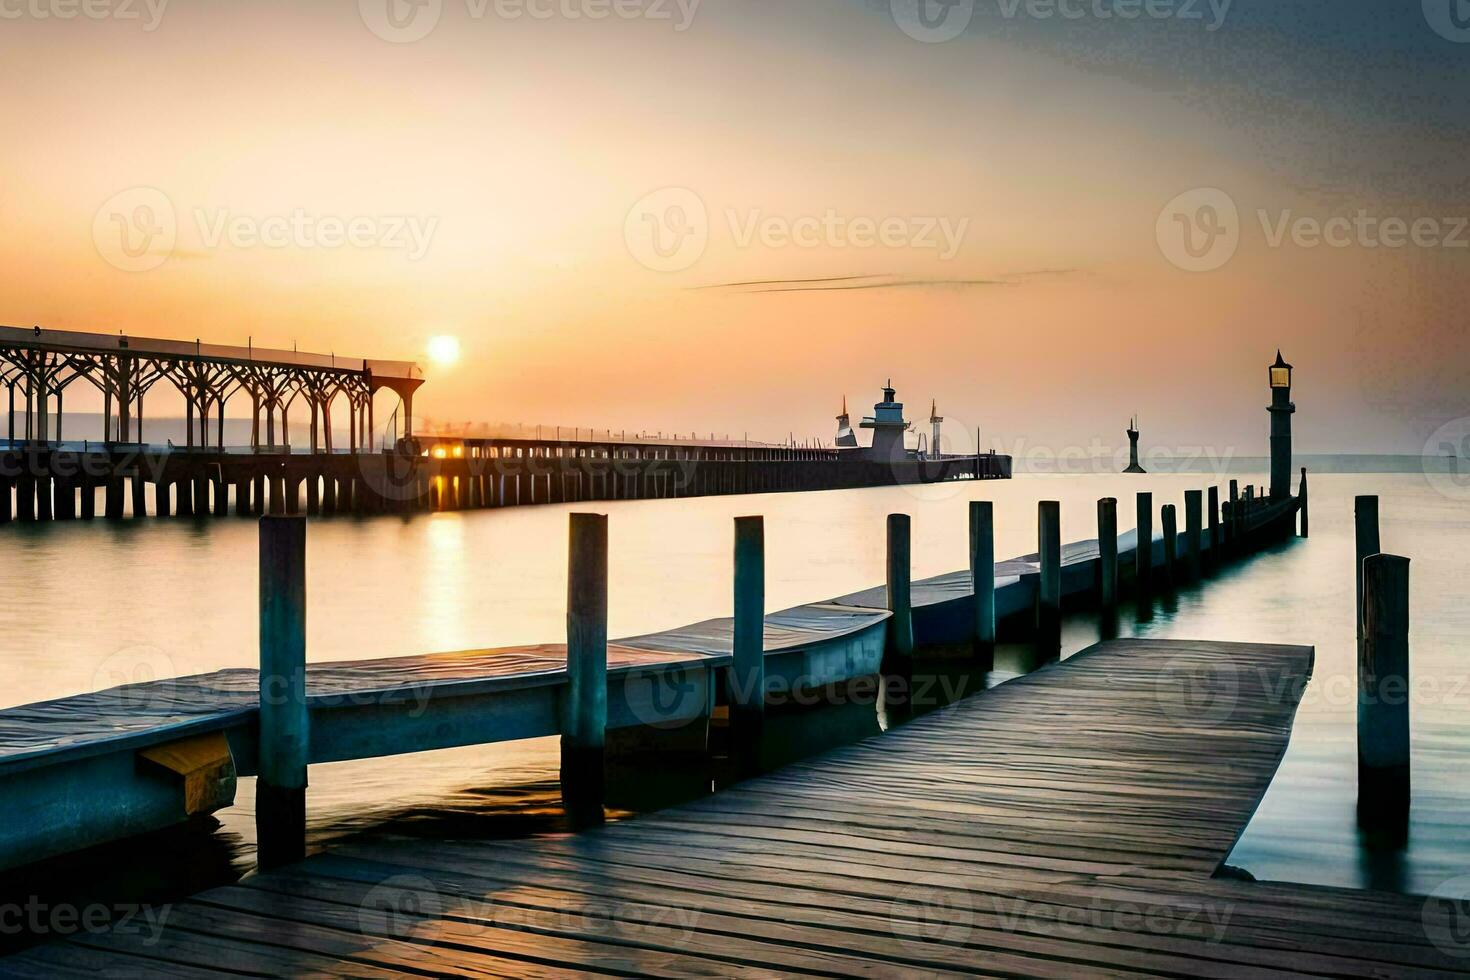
[
  {"left": 1123, "top": 416, "right": 1146, "bottom": 474},
  {"left": 1268, "top": 351, "right": 1295, "bottom": 500},
  {"left": 929, "top": 400, "right": 944, "bottom": 457},
  {"left": 859, "top": 382, "right": 911, "bottom": 461}
]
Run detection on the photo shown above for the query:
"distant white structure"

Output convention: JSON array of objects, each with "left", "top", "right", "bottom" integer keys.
[
  {"left": 841, "top": 382, "right": 912, "bottom": 461},
  {"left": 929, "top": 400, "right": 944, "bottom": 458},
  {"left": 834, "top": 396, "right": 858, "bottom": 449}
]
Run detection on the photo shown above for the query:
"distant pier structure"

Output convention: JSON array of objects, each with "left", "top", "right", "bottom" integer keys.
[
  {"left": 0, "top": 331, "right": 1010, "bottom": 524},
  {"left": 1123, "top": 416, "right": 1146, "bottom": 474}
]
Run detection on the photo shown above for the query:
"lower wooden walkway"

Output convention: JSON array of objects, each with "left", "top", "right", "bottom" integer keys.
[{"left": 9, "top": 637, "right": 1467, "bottom": 977}]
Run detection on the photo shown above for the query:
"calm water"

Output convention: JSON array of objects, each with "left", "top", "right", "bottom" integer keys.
[{"left": 2, "top": 472, "right": 1467, "bottom": 924}]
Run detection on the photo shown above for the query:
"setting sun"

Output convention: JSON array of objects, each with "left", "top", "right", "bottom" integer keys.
[{"left": 427, "top": 335, "right": 460, "bottom": 367}]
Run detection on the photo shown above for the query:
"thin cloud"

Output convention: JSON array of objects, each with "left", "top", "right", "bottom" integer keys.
[{"left": 694, "top": 270, "right": 1079, "bottom": 294}]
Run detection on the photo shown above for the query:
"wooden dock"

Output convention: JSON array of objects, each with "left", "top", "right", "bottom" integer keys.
[
  {"left": 8, "top": 637, "right": 1466, "bottom": 977},
  {"left": 0, "top": 489, "right": 1301, "bottom": 872}
]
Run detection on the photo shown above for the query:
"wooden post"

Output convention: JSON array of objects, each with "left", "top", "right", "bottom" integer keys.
[
  {"left": 1037, "top": 501, "right": 1061, "bottom": 647},
  {"left": 1355, "top": 496, "right": 1380, "bottom": 641},
  {"left": 257, "top": 516, "right": 308, "bottom": 869},
  {"left": 1207, "top": 486, "right": 1220, "bottom": 569},
  {"left": 969, "top": 501, "right": 995, "bottom": 655},
  {"left": 1227, "top": 479, "right": 1239, "bottom": 553},
  {"left": 1299, "top": 467, "right": 1309, "bottom": 538},
  {"left": 1359, "top": 553, "right": 1410, "bottom": 818},
  {"left": 1135, "top": 492, "right": 1153, "bottom": 596},
  {"left": 1185, "top": 490, "right": 1203, "bottom": 582},
  {"left": 1097, "top": 498, "right": 1117, "bottom": 611},
  {"left": 563, "top": 513, "right": 607, "bottom": 823},
  {"left": 1161, "top": 504, "right": 1178, "bottom": 587},
  {"left": 731, "top": 516, "right": 765, "bottom": 771},
  {"left": 885, "top": 514, "right": 915, "bottom": 668}
]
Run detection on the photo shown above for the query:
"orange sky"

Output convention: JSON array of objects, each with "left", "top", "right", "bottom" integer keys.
[{"left": 2, "top": 0, "right": 1466, "bottom": 455}]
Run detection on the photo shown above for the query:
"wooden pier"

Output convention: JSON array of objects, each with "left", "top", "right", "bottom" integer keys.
[
  {"left": 9, "top": 635, "right": 1467, "bottom": 977},
  {"left": 0, "top": 484, "right": 1302, "bottom": 873}
]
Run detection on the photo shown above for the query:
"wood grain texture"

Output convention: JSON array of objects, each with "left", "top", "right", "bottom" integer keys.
[{"left": 11, "top": 636, "right": 1468, "bottom": 977}]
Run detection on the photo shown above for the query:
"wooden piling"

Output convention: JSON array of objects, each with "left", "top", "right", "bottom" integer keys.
[
  {"left": 731, "top": 516, "right": 765, "bottom": 771},
  {"left": 16, "top": 476, "right": 34, "bottom": 522},
  {"left": 1355, "top": 496, "right": 1380, "bottom": 640},
  {"left": 1161, "top": 504, "right": 1178, "bottom": 587},
  {"left": 104, "top": 478, "right": 124, "bottom": 520},
  {"left": 257, "top": 515, "right": 308, "bottom": 870},
  {"left": 1359, "top": 553, "right": 1410, "bottom": 816},
  {"left": 1185, "top": 490, "right": 1203, "bottom": 582},
  {"left": 563, "top": 513, "right": 608, "bottom": 823},
  {"left": 969, "top": 501, "right": 996, "bottom": 653},
  {"left": 1299, "top": 468, "right": 1309, "bottom": 538},
  {"left": 1135, "top": 492, "right": 1153, "bottom": 595},
  {"left": 1038, "top": 501, "right": 1061, "bottom": 646},
  {"left": 885, "top": 514, "right": 915, "bottom": 668},
  {"left": 1207, "top": 486, "right": 1220, "bottom": 568},
  {"left": 1097, "top": 498, "right": 1118, "bottom": 611},
  {"left": 36, "top": 476, "right": 53, "bottom": 521},
  {"left": 1227, "top": 480, "right": 1239, "bottom": 553}
]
